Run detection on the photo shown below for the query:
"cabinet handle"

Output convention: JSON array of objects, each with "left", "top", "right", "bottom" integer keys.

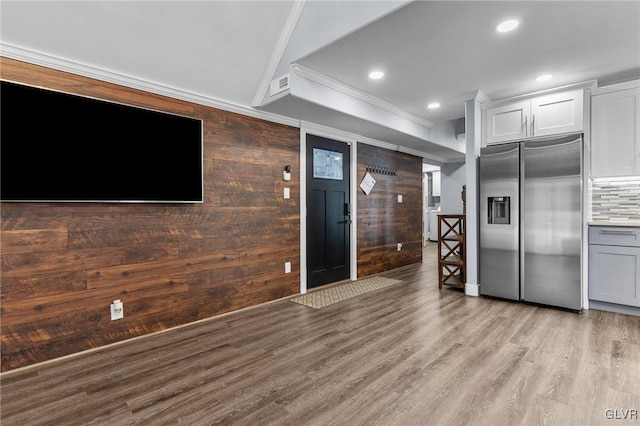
[
  {"left": 599, "top": 230, "right": 636, "bottom": 235},
  {"left": 523, "top": 116, "right": 528, "bottom": 138},
  {"left": 531, "top": 114, "right": 535, "bottom": 137}
]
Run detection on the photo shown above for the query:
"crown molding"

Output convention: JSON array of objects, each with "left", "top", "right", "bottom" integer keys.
[
  {"left": 1, "top": 43, "right": 454, "bottom": 163},
  {"left": 482, "top": 80, "right": 599, "bottom": 109},
  {"left": 458, "top": 90, "right": 492, "bottom": 104},
  {"left": 300, "top": 121, "right": 357, "bottom": 144},
  {"left": 291, "top": 63, "right": 434, "bottom": 129},
  {"left": 1, "top": 43, "right": 301, "bottom": 128},
  {"left": 251, "top": 0, "right": 306, "bottom": 107},
  {"left": 300, "top": 120, "right": 449, "bottom": 164},
  {"left": 591, "top": 78, "right": 640, "bottom": 96}
]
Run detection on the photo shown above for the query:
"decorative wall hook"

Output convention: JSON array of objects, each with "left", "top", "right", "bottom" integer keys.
[{"left": 366, "top": 164, "right": 397, "bottom": 176}]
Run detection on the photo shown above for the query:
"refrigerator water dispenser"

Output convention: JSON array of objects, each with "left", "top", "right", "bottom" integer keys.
[{"left": 488, "top": 196, "right": 510, "bottom": 225}]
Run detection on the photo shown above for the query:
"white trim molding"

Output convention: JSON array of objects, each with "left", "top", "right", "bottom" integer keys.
[
  {"left": 251, "top": 1, "right": 306, "bottom": 107},
  {"left": 292, "top": 63, "right": 434, "bottom": 129},
  {"left": 1, "top": 43, "right": 301, "bottom": 128},
  {"left": 458, "top": 89, "right": 492, "bottom": 104},
  {"left": 481, "top": 80, "right": 598, "bottom": 110},
  {"left": 591, "top": 79, "right": 640, "bottom": 96},
  {"left": 465, "top": 283, "right": 480, "bottom": 297},
  {"left": 299, "top": 127, "right": 308, "bottom": 295},
  {"left": 300, "top": 121, "right": 448, "bottom": 164}
]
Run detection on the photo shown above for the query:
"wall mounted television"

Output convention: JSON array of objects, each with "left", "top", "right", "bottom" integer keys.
[{"left": 1, "top": 80, "right": 204, "bottom": 203}]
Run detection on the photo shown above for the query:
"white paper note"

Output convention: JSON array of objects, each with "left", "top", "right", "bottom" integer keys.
[{"left": 360, "top": 172, "right": 376, "bottom": 195}]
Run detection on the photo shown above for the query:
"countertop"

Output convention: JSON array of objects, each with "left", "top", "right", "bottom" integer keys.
[{"left": 588, "top": 220, "right": 640, "bottom": 227}]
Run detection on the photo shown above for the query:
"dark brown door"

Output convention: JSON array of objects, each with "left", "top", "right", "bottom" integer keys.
[{"left": 306, "top": 134, "right": 351, "bottom": 289}]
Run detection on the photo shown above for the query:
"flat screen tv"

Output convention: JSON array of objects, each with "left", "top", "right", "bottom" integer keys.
[{"left": 1, "top": 80, "right": 203, "bottom": 203}]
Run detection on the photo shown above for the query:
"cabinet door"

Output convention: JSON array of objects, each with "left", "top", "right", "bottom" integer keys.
[
  {"left": 591, "top": 87, "right": 640, "bottom": 178},
  {"left": 589, "top": 244, "right": 640, "bottom": 307},
  {"left": 483, "top": 100, "right": 530, "bottom": 144},
  {"left": 432, "top": 170, "right": 441, "bottom": 197},
  {"left": 531, "top": 89, "right": 584, "bottom": 138}
]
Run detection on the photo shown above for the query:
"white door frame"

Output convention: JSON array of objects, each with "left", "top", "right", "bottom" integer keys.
[{"left": 300, "top": 122, "right": 358, "bottom": 294}]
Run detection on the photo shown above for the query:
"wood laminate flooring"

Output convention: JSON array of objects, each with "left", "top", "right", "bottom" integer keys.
[{"left": 1, "top": 243, "right": 639, "bottom": 425}]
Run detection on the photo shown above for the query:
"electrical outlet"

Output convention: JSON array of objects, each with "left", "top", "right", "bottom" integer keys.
[
  {"left": 284, "top": 187, "right": 290, "bottom": 199},
  {"left": 285, "top": 261, "right": 292, "bottom": 273},
  {"left": 110, "top": 299, "right": 124, "bottom": 320},
  {"left": 398, "top": 194, "right": 403, "bottom": 203},
  {"left": 397, "top": 243, "right": 403, "bottom": 251}
]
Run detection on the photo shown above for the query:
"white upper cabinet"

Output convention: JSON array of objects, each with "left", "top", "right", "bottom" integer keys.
[
  {"left": 483, "top": 89, "right": 584, "bottom": 145},
  {"left": 531, "top": 90, "right": 584, "bottom": 137},
  {"left": 591, "top": 85, "right": 640, "bottom": 178},
  {"left": 482, "top": 101, "right": 531, "bottom": 144},
  {"left": 432, "top": 170, "right": 441, "bottom": 197}
]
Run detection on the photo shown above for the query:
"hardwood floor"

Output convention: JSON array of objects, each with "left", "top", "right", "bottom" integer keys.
[{"left": 1, "top": 243, "right": 639, "bottom": 425}]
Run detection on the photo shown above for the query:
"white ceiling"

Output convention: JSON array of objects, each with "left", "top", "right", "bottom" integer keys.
[
  {"left": 2, "top": 1, "right": 639, "bottom": 162},
  {"left": 299, "top": 0, "right": 640, "bottom": 123},
  {"left": 0, "top": 1, "right": 295, "bottom": 109}
]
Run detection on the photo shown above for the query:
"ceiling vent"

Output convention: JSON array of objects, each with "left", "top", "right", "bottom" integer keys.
[
  {"left": 455, "top": 117, "right": 466, "bottom": 141},
  {"left": 270, "top": 73, "right": 290, "bottom": 97}
]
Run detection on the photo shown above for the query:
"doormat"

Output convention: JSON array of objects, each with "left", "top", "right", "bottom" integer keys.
[{"left": 289, "top": 276, "right": 403, "bottom": 309}]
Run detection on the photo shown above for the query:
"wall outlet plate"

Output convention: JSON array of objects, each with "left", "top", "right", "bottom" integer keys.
[
  {"left": 285, "top": 261, "right": 292, "bottom": 273},
  {"left": 284, "top": 188, "right": 290, "bottom": 199},
  {"left": 398, "top": 194, "right": 403, "bottom": 203}
]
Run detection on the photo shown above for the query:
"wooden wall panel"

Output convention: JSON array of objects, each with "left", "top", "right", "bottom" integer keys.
[
  {"left": 357, "top": 143, "right": 423, "bottom": 277},
  {"left": 0, "top": 58, "right": 300, "bottom": 371}
]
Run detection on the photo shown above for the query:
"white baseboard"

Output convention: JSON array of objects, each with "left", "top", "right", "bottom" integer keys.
[{"left": 465, "top": 283, "right": 480, "bottom": 297}]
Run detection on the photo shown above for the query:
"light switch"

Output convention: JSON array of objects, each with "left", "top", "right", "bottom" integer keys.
[
  {"left": 110, "top": 299, "right": 124, "bottom": 320},
  {"left": 398, "top": 194, "right": 403, "bottom": 203},
  {"left": 284, "top": 187, "right": 290, "bottom": 199},
  {"left": 285, "top": 261, "right": 292, "bottom": 273}
]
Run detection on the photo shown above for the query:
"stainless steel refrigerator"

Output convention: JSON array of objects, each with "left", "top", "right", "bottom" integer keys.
[{"left": 479, "top": 134, "right": 582, "bottom": 310}]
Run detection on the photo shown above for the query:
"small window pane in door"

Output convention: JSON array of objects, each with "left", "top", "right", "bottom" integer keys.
[{"left": 313, "top": 148, "right": 343, "bottom": 180}]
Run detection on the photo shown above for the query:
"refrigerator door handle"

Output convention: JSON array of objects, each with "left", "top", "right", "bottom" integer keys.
[
  {"left": 523, "top": 116, "right": 528, "bottom": 138},
  {"left": 519, "top": 142, "right": 525, "bottom": 301}
]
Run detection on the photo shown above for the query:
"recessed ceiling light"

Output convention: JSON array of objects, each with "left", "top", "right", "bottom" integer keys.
[
  {"left": 369, "top": 70, "right": 384, "bottom": 80},
  {"left": 535, "top": 74, "right": 554, "bottom": 82},
  {"left": 427, "top": 102, "right": 440, "bottom": 109},
  {"left": 496, "top": 19, "right": 519, "bottom": 33}
]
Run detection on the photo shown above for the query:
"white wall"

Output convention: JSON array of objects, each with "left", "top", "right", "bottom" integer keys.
[
  {"left": 430, "top": 118, "right": 466, "bottom": 154},
  {"left": 440, "top": 161, "right": 466, "bottom": 214}
]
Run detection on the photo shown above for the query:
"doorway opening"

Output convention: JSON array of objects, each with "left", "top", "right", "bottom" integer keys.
[{"left": 423, "top": 163, "right": 441, "bottom": 245}]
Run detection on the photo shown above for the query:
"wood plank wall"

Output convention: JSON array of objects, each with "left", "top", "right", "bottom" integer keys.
[
  {"left": 0, "top": 58, "right": 301, "bottom": 372},
  {"left": 357, "top": 143, "right": 423, "bottom": 276}
]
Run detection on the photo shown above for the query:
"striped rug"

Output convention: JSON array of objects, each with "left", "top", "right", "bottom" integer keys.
[{"left": 289, "top": 276, "right": 403, "bottom": 309}]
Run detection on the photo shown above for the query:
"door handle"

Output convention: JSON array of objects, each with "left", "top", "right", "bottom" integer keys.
[{"left": 338, "top": 219, "right": 352, "bottom": 225}]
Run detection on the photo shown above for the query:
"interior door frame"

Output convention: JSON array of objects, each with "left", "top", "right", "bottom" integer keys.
[{"left": 300, "top": 122, "right": 358, "bottom": 294}]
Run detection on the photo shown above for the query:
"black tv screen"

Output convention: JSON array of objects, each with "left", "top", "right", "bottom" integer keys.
[{"left": 1, "top": 80, "right": 203, "bottom": 203}]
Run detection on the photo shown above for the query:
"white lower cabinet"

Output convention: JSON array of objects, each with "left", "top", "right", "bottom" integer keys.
[{"left": 588, "top": 226, "right": 640, "bottom": 315}]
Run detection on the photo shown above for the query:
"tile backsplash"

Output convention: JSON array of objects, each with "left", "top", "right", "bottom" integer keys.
[{"left": 591, "top": 179, "right": 640, "bottom": 221}]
